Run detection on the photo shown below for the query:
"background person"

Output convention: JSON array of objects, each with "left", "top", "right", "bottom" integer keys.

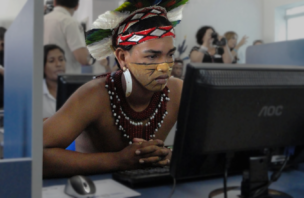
[
  {"left": 190, "top": 26, "right": 233, "bottom": 64},
  {"left": 253, "top": 40, "right": 263, "bottom": 45},
  {"left": 171, "top": 59, "right": 184, "bottom": 79},
  {"left": 224, "top": 31, "right": 248, "bottom": 64},
  {"left": 43, "top": 44, "right": 66, "bottom": 119},
  {"left": 44, "top": 0, "right": 92, "bottom": 74},
  {"left": 43, "top": 0, "right": 186, "bottom": 178}
]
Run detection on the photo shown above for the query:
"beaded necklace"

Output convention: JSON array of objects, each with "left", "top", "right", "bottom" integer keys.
[{"left": 104, "top": 70, "right": 170, "bottom": 144}]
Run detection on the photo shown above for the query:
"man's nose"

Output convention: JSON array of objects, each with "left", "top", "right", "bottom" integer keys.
[{"left": 157, "top": 63, "right": 170, "bottom": 72}]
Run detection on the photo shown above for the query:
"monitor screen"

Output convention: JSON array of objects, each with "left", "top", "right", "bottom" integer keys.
[
  {"left": 56, "top": 74, "right": 96, "bottom": 111},
  {"left": 170, "top": 63, "right": 304, "bottom": 180}
]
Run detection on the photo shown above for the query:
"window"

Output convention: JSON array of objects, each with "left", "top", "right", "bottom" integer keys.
[{"left": 285, "top": 5, "right": 304, "bottom": 40}]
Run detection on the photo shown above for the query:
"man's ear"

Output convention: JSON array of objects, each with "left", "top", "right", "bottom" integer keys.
[{"left": 114, "top": 48, "right": 130, "bottom": 69}]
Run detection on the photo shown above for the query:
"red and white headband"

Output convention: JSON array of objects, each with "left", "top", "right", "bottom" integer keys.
[{"left": 114, "top": 7, "right": 175, "bottom": 46}]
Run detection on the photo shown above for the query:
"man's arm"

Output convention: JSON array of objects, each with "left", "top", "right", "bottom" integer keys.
[
  {"left": 73, "top": 47, "right": 91, "bottom": 66},
  {"left": 43, "top": 80, "right": 112, "bottom": 177},
  {"left": 65, "top": 21, "right": 91, "bottom": 66},
  {"left": 221, "top": 45, "right": 233, "bottom": 63},
  {"left": 43, "top": 80, "right": 169, "bottom": 178}
]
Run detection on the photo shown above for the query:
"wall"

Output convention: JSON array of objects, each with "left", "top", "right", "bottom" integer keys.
[
  {"left": 175, "top": 0, "right": 263, "bottom": 63},
  {"left": 263, "top": 0, "right": 304, "bottom": 43},
  {"left": 0, "top": 0, "right": 27, "bottom": 28},
  {"left": 69, "top": 0, "right": 264, "bottom": 63},
  {"left": 73, "top": 0, "right": 93, "bottom": 30},
  {"left": 92, "top": 0, "right": 121, "bottom": 25}
]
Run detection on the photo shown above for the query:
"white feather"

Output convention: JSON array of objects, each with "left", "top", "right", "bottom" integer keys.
[
  {"left": 93, "top": 11, "right": 130, "bottom": 30},
  {"left": 87, "top": 37, "right": 113, "bottom": 60},
  {"left": 167, "top": 5, "right": 185, "bottom": 22}
]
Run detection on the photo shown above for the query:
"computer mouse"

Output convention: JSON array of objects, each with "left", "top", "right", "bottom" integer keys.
[{"left": 64, "top": 175, "right": 96, "bottom": 198}]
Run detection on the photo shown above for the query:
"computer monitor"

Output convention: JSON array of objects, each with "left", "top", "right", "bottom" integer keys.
[
  {"left": 170, "top": 63, "right": 304, "bottom": 197},
  {"left": 57, "top": 74, "right": 96, "bottom": 111}
]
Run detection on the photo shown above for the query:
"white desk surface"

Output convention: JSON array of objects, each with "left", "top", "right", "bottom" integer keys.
[{"left": 44, "top": 170, "right": 304, "bottom": 198}]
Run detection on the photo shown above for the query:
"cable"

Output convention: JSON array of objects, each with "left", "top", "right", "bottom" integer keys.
[
  {"left": 223, "top": 153, "right": 234, "bottom": 198},
  {"left": 168, "top": 177, "right": 177, "bottom": 198},
  {"left": 224, "top": 161, "right": 228, "bottom": 198},
  {"left": 249, "top": 156, "right": 289, "bottom": 198}
]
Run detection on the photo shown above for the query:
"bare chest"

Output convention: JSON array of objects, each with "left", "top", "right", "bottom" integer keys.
[{"left": 77, "top": 99, "right": 178, "bottom": 153}]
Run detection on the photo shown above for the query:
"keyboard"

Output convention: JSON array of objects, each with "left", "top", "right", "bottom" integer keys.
[{"left": 112, "top": 166, "right": 172, "bottom": 187}]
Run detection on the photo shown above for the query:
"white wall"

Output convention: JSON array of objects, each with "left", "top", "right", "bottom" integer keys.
[
  {"left": 0, "top": 0, "right": 27, "bottom": 28},
  {"left": 76, "top": 0, "right": 264, "bottom": 64},
  {"left": 73, "top": 0, "right": 93, "bottom": 30},
  {"left": 263, "top": 0, "right": 304, "bottom": 43},
  {"left": 72, "top": 0, "right": 123, "bottom": 30},
  {"left": 175, "top": 0, "right": 263, "bottom": 63},
  {"left": 92, "top": 0, "right": 121, "bottom": 26}
]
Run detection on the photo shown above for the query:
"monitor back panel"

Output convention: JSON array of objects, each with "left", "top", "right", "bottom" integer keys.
[{"left": 171, "top": 64, "right": 304, "bottom": 179}]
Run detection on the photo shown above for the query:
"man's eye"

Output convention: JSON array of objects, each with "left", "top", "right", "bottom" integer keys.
[{"left": 147, "top": 55, "right": 157, "bottom": 59}]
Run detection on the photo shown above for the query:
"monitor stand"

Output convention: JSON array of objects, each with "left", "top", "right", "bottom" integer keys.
[{"left": 208, "top": 156, "right": 293, "bottom": 198}]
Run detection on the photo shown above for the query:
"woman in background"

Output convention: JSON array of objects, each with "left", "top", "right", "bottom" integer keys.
[
  {"left": 43, "top": 44, "right": 66, "bottom": 119},
  {"left": 190, "top": 26, "right": 232, "bottom": 64},
  {"left": 224, "top": 31, "right": 248, "bottom": 64}
]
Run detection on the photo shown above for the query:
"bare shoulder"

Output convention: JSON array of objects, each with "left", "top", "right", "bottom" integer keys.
[
  {"left": 76, "top": 76, "right": 108, "bottom": 99},
  {"left": 167, "top": 77, "right": 183, "bottom": 103},
  {"left": 167, "top": 77, "right": 183, "bottom": 90},
  {"left": 58, "top": 76, "right": 110, "bottom": 118}
]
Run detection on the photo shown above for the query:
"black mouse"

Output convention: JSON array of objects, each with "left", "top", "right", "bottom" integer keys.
[{"left": 64, "top": 175, "right": 96, "bottom": 198}]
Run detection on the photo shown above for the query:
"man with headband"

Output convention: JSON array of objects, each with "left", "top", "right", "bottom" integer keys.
[{"left": 43, "top": 0, "right": 188, "bottom": 178}]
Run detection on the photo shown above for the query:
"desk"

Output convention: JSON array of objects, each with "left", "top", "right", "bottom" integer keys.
[{"left": 44, "top": 170, "right": 304, "bottom": 198}]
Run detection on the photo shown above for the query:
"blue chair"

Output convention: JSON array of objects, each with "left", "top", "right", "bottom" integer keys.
[{"left": 66, "top": 141, "right": 75, "bottom": 151}]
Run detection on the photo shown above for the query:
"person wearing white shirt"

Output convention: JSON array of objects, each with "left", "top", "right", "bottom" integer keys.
[
  {"left": 44, "top": 0, "right": 91, "bottom": 74},
  {"left": 43, "top": 44, "right": 66, "bottom": 119}
]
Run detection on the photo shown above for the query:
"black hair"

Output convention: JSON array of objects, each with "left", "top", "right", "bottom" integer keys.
[
  {"left": 0, "top": 27, "right": 7, "bottom": 41},
  {"left": 174, "top": 59, "right": 184, "bottom": 65},
  {"left": 196, "top": 26, "right": 215, "bottom": 45},
  {"left": 56, "top": 0, "right": 79, "bottom": 8},
  {"left": 44, "top": 44, "right": 65, "bottom": 78},
  {"left": 112, "top": 16, "right": 172, "bottom": 69}
]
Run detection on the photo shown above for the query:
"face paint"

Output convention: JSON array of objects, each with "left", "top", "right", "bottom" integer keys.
[{"left": 128, "top": 62, "right": 174, "bottom": 92}]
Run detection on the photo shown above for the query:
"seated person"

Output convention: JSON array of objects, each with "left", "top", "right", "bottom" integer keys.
[
  {"left": 190, "top": 26, "right": 233, "bottom": 63},
  {"left": 43, "top": 44, "right": 66, "bottom": 119},
  {"left": 43, "top": 0, "right": 186, "bottom": 178},
  {"left": 171, "top": 59, "right": 184, "bottom": 79}
]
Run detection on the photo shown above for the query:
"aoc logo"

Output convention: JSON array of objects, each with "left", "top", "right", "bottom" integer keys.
[{"left": 258, "top": 106, "right": 283, "bottom": 117}]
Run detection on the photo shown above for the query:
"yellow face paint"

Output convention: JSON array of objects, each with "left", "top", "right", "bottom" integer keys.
[{"left": 128, "top": 62, "right": 174, "bottom": 92}]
